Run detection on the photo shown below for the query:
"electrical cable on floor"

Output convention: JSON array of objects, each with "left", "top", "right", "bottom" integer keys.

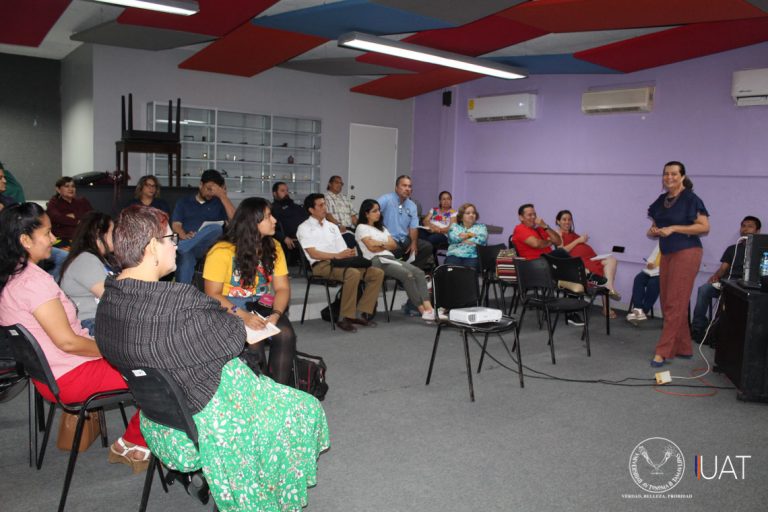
[{"left": 463, "top": 331, "right": 735, "bottom": 390}]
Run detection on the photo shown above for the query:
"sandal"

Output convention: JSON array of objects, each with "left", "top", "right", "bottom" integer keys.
[
  {"left": 108, "top": 437, "right": 150, "bottom": 474},
  {"left": 602, "top": 308, "right": 617, "bottom": 319},
  {"left": 608, "top": 289, "right": 622, "bottom": 301}
]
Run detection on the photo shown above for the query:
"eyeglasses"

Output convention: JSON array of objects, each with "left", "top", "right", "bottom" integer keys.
[{"left": 160, "top": 233, "right": 179, "bottom": 246}]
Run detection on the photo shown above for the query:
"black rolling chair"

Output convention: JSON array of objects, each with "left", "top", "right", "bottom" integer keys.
[
  {"left": 297, "top": 242, "right": 341, "bottom": 330},
  {"left": 543, "top": 253, "right": 612, "bottom": 336},
  {"left": 1, "top": 324, "right": 132, "bottom": 512},
  {"left": 115, "top": 364, "right": 215, "bottom": 512},
  {"left": 515, "top": 258, "right": 592, "bottom": 365},
  {"left": 425, "top": 265, "right": 522, "bottom": 401}
]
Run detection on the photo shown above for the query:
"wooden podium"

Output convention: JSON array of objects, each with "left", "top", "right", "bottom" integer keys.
[{"left": 715, "top": 280, "right": 768, "bottom": 402}]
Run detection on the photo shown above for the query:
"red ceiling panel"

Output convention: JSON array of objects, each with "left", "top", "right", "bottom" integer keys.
[
  {"left": 0, "top": 0, "right": 70, "bottom": 47},
  {"left": 499, "top": 0, "right": 767, "bottom": 32},
  {"left": 118, "top": 0, "right": 277, "bottom": 37},
  {"left": 179, "top": 24, "right": 327, "bottom": 77},
  {"left": 575, "top": 17, "right": 768, "bottom": 73},
  {"left": 357, "top": 15, "right": 547, "bottom": 73},
  {"left": 351, "top": 68, "right": 480, "bottom": 100}
]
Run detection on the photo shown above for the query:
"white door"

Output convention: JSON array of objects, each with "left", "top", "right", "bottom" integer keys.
[{"left": 347, "top": 123, "right": 398, "bottom": 211}]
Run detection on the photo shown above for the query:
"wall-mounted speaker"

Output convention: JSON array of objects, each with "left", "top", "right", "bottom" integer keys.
[{"left": 442, "top": 91, "right": 452, "bottom": 107}]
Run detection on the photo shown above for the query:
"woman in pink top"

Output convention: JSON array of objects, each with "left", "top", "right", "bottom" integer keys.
[{"left": 0, "top": 203, "right": 148, "bottom": 472}]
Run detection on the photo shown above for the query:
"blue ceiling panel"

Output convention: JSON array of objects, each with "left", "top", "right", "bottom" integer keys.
[
  {"left": 251, "top": 0, "right": 455, "bottom": 39},
  {"left": 491, "top": 54, "right": 620, "bottom": 74}
]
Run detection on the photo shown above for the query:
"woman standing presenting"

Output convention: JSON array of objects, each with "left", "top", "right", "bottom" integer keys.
[{"left": 647, "top": 161, "right": 709, "bottom": 367}]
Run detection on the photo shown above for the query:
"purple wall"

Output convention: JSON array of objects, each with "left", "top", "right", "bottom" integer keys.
[{"left": 411, "top": 42, "right": 768, "bottom": 308}]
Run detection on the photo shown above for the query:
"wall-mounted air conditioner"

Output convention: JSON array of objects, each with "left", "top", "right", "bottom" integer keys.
[
  {"left": 581, "top": 86, "right": 654, "bottom": 114},
  {"left": 467, "top": 93, "right": 536, "bottom": 122},
  {"left": 732, "top": 68, "right": 768, "bottom": 107}
]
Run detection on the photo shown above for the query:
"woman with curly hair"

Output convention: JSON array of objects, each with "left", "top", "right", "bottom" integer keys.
[{"left": 203, "top": 197, "right": 296, "bottom": 384}]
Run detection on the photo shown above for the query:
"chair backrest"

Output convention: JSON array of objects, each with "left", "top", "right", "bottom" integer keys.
[
  {"left": 515, "top": 258, "right": 556, "bottom": 297},
  {"left": 115, "top": 364, "right": 199, "bottom": 450},
  {"left": 477, "top": 243, "right": 505, "bottom": 275},
  {"left": 432, "top": 264, "right": 480, "bottom": 310},
  {"left": 542, "top": 254, "right": 588, "bottom": 293},
  {"left": 1, "top": 324, "right": 61, "bottom": 399},
  {"left": 295, "top": 240, "right": 313, "bottom": 276},
  {"left": 122, "top": 93, "right": 181, "bottom": 141}
]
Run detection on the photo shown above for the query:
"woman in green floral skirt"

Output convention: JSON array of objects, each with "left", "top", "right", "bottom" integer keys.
[{"left": 95, "top": 205, "right": 329, "bottom": 511}]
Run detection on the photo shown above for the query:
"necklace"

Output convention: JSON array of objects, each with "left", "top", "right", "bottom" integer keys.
[{"left": 663, "top": 190, "right": 682, "bottom": 208}]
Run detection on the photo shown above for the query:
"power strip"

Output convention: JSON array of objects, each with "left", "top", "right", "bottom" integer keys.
[{"left": 655, "top": 371, "right": 671, "bottom": 385}]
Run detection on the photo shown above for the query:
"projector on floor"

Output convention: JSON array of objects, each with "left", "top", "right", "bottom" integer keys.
[{"left": 449, "top": 307, "right": 502, "bottom": 324}]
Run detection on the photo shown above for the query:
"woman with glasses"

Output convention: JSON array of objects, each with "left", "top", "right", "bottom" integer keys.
[
  {"left": 59, "top": 212, "right": 119, "bottom": 335},
  {"left": 419, "top": 190, "right": 456, "bottom": 255},
  {"left": 202, "top": 197, "right": 296, "bottom": 385},
  {"left": 356, "top": 199, "right": 441, "bottom": 322},
  {"left": 0, "top": 203, "right": 150, "bottom": 472},
  {"left": 444, "top": 203, "right": 487, "bottom": 271},
  {"left": 95, "top": 204, "right": 329, "bottom": 511},
  {"left": 127, "top": 175, "right": 170, "bottom": 215}
]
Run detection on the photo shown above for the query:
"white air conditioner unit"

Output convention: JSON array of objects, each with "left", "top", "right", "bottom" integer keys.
[
  {"left": 467, "top": 93, "right": 536, "bottom": 122},
  {"left": 581, "top": 86, "right": 654, "bottom": 114},
  {"left": 732, "top": 68, "right": 768, "bottom": 107}
]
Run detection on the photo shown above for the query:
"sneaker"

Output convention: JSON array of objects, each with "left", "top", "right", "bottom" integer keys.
[
  {"left": 402, "top": 301, "right": 421, "bottom": 317},
  {"left": 421, "top": 310, "right": 436, "bottom": 322},
  {"left": 437, "top": 308, "right": 449, "bottom": 320},
  {"left": 566, "top": 313, "right": 585, "bottom": 326},
  {"left": 587, "top": 273, "right": 608, "bottom": 286}
]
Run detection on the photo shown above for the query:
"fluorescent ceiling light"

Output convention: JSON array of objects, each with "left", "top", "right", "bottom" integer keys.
[
  {"left": 338, "top": 32, "right": 526, "bottom": 80},
  {"left": 88, "top": 0, "right": 199, "bottom": 16}
]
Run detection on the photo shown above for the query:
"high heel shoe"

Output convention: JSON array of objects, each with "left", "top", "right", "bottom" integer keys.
[{"left": 108, "top": 437, "right": 150, "bottom": 474}]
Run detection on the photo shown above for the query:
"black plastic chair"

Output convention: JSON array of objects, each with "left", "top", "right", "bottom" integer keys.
[
  {"left": 477, "top": 243, "right": 517, "bottom": 311},
  {"left": 297, "top": 242, "right": 341, "bottom": 330},
  {"left": 380, "top": 276, "right": 401, "bottom": 322},
  {"left": 115, "top": 364, "right": 215, "bottom": 512},
  {"left": 515, "top": 258, "right": 592, "bottom": 365},
  {"left": 0, "top": 331, "right": 31, "bottom": 464},
  {"left": 425, "top": 265, "right": 522, "bottom": 401},
  {"left": 1, "top": 324, "right": 132, "bottom": 512},
  {"left": 543, "top": 253, "right": 611, "bottom": 336}
]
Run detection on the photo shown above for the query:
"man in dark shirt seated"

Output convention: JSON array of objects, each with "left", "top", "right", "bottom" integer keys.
[
  {"left": 271, "top": 181, "right": 308, "bottom": 267},
  {"left": 171, "top": 169, "right": 235, "bottom": 284},
  {"left": 692, "top": 215, "right": 761, "bottom": 344}
]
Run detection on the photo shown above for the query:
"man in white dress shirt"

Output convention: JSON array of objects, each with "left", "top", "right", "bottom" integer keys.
[{"left": 297, "top": 193, "right": 384, "bottom": 332}]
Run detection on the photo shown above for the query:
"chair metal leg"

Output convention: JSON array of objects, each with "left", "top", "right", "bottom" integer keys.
[
  {"left": 300, "top": 281, "right": 311, "bottom": 324},
  {"left": 36, "top": 401, "right": 56, "bottom": 470},
  {"left": 513, "top": 328, "right": 524, "bottom": 388},
  {"left": 381, "top": 283, "right": 390, "bottom": 322},
  {"left": 58, "top": 409, "right": 88, "bottom": 512},
  {"left": 476, "top": 333, "right": 490, "bottom": 374},
  {"left": 605, "top": 295, "right": 611, "bottom": 335},
  {"left": 425, "top": 324, "right": 442, "bottom": 385},
  {"left": 98, "top": 409, "right": 109, "bottom": 448},
  {"left": 324, "top": 285, "right": 335, "bottom": 331},
  {"left": 28, "top": 382, "right": 34, "bottom": 467},
  {"left": 462, "top": 331, "right": 475, "bottom": 402},
  {"left": 544, "top": 309, "right": 556, "bottom": 365},
  {"left": 119, "top": 402, "right": 129, "bottom": 427},
  {"left": 584, "top": 307, "right": 592, "bottom": 357},
  {"left": 139, "top": 455, "right": 158, "bottom": 512}
]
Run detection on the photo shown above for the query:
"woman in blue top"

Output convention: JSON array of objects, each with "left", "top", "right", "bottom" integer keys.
[
  {"left": 647, "top": 161, "right": 709, "bottom": 367},
  {"left": 445, "top": 203, "right": 487, "bottom": 271},
  {"left": 127, "top": 175, "right": 170, "bottom": 215}
]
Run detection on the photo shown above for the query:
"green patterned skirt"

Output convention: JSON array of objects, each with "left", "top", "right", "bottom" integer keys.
[{"left": 139, "top": 358, "right": 330, "bottom": 511}]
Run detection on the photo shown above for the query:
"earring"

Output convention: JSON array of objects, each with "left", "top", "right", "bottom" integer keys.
[{"left": 154, "top": 257, "right": 159, "bottom": 267}]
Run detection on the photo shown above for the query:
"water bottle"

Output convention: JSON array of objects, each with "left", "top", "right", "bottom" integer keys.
[{"left": 760, "top": 251, "right": 768, "bottom": 277}]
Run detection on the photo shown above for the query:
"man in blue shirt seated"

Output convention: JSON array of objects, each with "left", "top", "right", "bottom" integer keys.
[
  {"left": 171, "top": 169, "right": 235, "bottom": 284},
  {"left": 377, "top": 175, "right": 434, "bottom": 271},
  {"left": 691, "top": 215, "right": 761, "bottom": 345}
]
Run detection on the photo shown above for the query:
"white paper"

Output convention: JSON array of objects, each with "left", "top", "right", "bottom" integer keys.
[
  {"left": 406, "top": 252, "right": 416, "bottom": 264},
  {"left": 244, "top": 313, "right": 281, "bottom": 344},
  {"left": 590, "top": 253, "right": 613, "bottom": 261},
  {"left": 199, "top": 220, "right": 225, "bottom": 230},
  {"left": 642, "top": 267, "right": 660, "bottom": 277},
  {"left": 379, "top": 257, "right": 402, "bottom": 266}
]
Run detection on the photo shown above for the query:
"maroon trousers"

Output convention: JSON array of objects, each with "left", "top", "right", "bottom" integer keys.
[{"left": 655, "top": 247, "right": 702, "bottom": 359}]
